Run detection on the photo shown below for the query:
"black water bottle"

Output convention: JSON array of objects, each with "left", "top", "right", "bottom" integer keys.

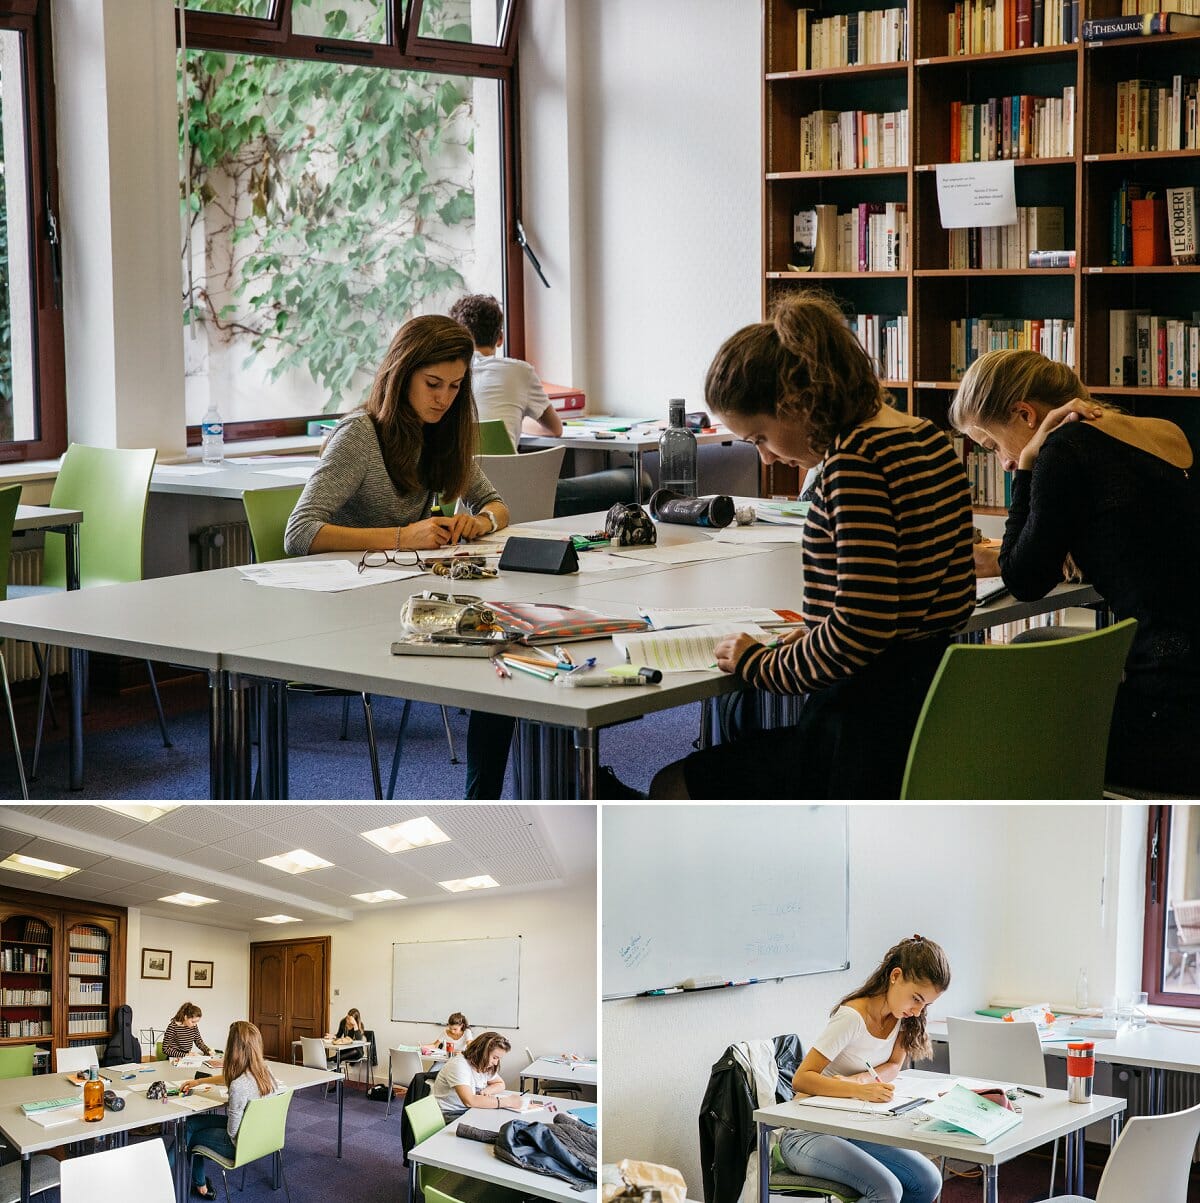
[{"left": 649, "top": 489, "right": 735, "bottom": 528}]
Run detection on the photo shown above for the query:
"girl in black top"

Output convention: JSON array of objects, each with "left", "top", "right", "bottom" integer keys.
[
  {"left": 333, "top": 1007, "right": 366, "bottom": 1065},
  {"left": 951, "top": 349, "right": 1200, "bottom": 794}
]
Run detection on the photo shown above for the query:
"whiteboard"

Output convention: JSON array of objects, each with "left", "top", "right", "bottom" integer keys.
[
  {"left": 603, "top": 806, "right": 848, "bottom": 999},
  {"left": 392, "top": 936, "right": 521, "bottom": 1028}
]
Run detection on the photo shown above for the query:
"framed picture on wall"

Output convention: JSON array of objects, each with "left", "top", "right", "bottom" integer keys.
[
  {"left": 188, "top": 960, "right": 214, "bottom": 989},
  {"left": 141, "top": 948, "right": 172, "bottom": 980}
]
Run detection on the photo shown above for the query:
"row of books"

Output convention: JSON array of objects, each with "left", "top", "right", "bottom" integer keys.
[
  {"left": 1111, "top": 183, "right": 1197, "bottom": 265},
  {"left": 796, "top": 7, "right": 909, "bottom": 69},
  {"left": 790, "top": 202, "right": 908, "bottom": 272},
  {"left": 66, "top": 951, "right": 107, "bottom": 974},
  {"left": 1, "top": 948, "right": 50, "bottom": 973},
  {"left": 1115, "top": 76, "right": 1199, "bottom": 153},
  {"left": 948, "top": 316, "right": 1075, "bottom": 379},
  {"left": 849, "top": 312, "right": 909, "bottom": 381},
  {"left": 3, "top": 1019, "right": 49, "bottom": 1036},
  {"left": 68, "top": 978, "right": 105, "bottom": 1005},
  {"left": 1122, "top": 0, "right": 1200, "bottom": 11},
  {"left": 948, "top": 0, "right": 1081, "bottom": 55},
  {"left": 1109, "top": 309, "right": 1200, "bottom": 388},
  {"left": 1084, "top": 10, "right": 1200, "bottom": 38},
  {"left": 1, "top": 989, "right": 50, "bottom": 1004},
  {"left": 948, "top": 89, "right": 1075, "bottom": 163},
  {"left": 948, "top": 206, "right": 1064, "bottom": 269},
  {"left": 66, "top": 1010, "right": 107, "bottom": 1035},
  {"left": 68, "top": 930, "right": 109, "bottom": 952},
  {"left": 793, "top": 108, "right": 909, "bottom": 172},
  {"left": 952, "top": 436, "right": 1013, "bottom": 508}
]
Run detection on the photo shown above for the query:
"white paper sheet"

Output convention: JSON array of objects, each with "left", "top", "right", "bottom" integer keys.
[
  {"left": 574, "top": 552, "right": 626, "bottom": 573},
  {"left": 935, "top": 160, "right": 1018, "bottom": 229},
  {"left": 24, "top": 1103, "right": 84, "bottom": 1127},
  {"left": 610, "top": 540, "right": 761, "bottom": 565},
  {"left": 712, "top": 525, "right": 807, "bottom": 544},
  {"left": 238, "top": 561, "right": 425, "bottom": 591},
  {"left": 613, "top": 622, "right": 772, "bottom": 673},
  {"left": 641, "top": 607, "right": 792, "bottom": 629}
]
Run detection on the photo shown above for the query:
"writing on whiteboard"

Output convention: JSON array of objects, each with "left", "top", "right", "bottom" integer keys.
[{"left": 620, "top": 934, "right": 652, "bottom": 969}]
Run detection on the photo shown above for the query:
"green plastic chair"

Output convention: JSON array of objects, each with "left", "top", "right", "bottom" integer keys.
[
  {"left": 191, "top": 1088, "right": 293, "bottom": 1201},
  {"left": 768, "top": 1139, "right": 862, "bottom": 1202},
  {"left": 478, "top": 419, "right": 516, "bottom": 456},
  {"left": 900, "top": 618, "right": 1138, "bottom": 799},
  {"left": 0, "top": 1043, "right": 34, "bottom": 1078},
  {"left": 155, "top": 1041, "right": 164, "bottom": 1061},
  {"left": 406, "top": 1097, "right": 524, "bottom": 1203},
  {"left": 26, "top": 444, "right": 171, "bottom": 779},
  {"left": 0, "top": 484, "right": 29, "bottom": 798}
]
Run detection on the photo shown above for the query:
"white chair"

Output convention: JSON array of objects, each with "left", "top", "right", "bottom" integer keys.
[
  {"left": 59, "top": 1138, "right": 174, "bottom": 1203},
  {"left": 55, "top": 1045, "right": 99, "bottom": 1073},
  {"left": 1041, "top": 1099, "right": 1200, "bottom": 1202},
  {"left": 0, "top": 1155, "right": 59, "bottom": 1203},
  {"left": 300, "top": 1035, "right": 335, "bottom": 1103},
  {"left": 947, "top": 1017, "right": 1059, "bottom": 1195},
  {"left": 385, "top": 1048, "right": 425, "bottom": 1117},
  {"left": 474, "top": 447, "right": 566, "bottom": 525}
]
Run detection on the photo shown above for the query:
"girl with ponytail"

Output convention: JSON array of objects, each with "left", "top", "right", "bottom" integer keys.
[
  {"left": 779, "top": 936, "right": 952, "bottom": 1203},
  {"left": 650, "top": 290, "right": 975, "bottom": 799}
]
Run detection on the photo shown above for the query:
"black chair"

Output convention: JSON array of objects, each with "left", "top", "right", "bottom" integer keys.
[{"left": 400, "top": 1071, "right": 437, "bottom": 1166}]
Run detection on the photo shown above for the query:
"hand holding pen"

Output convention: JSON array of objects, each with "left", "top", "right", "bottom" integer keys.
[{"left": 858, "top": 1061, "right": 894, "bottom": 1103}]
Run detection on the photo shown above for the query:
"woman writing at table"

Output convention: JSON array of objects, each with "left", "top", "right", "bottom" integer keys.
[
  {"left": 648, "top": 291, "right": 975, "bottom": 799},
  {"left": 332, "top": 1007, "right": 367, "bottom": 1067},
  {"left": 779, "top": 936, "right": 950, "bottom": 1203},
  {"left": 163, "top": 1002, "right": 213, "bottom": 1059},
  {"left": 950, "top": 349, "right": 1200, "bottom": 795},
  {"left": 284, "top": 314, "right": 514, "bottom": 797},
  {"left": 431, "top": 1031, "right": 525, "bottom": 1119},
  {"left": 434, "top": 1011, "right": 474, "bottom": 1054}
]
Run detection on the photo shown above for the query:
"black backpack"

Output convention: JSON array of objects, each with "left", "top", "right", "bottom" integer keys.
[{"left": 366, "top": 1083, "right": 390, "bottom": 1102}]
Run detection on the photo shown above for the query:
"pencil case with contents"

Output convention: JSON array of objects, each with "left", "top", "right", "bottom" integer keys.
[{"left": 649, "top": 490, "right": 735, "bottom": 529}]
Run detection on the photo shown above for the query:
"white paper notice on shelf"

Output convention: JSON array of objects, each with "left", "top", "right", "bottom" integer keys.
[{"left": 935, "top": 160, "right": 1017, "bottom": 229}]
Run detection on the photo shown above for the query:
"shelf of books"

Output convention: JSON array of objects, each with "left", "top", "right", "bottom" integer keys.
[
  {"left": 0, "top": 914, "right": 55, "bottom": 1054},
  {"left": 763, "top": 0, "right": 1200, "bottom": 500}
]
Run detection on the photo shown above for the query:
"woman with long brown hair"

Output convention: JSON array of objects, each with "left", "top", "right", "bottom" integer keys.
[
  {"left": 163, "top": 1001, "right": 212, "bottom": 1059},
  {"left": 431, "top": 1031, "right": 526, "bottom": 1119},
  {"left": 778, "top": 936, "right": 951, "bottom": 1203},
  {"left": 179, "top": 1020, "right": 281, "bottom": 1200},
  {"left": 284, "top": 314, "right": 515, "bottom": 797}
]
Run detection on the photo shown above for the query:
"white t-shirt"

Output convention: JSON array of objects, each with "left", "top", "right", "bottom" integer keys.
[
  {"left": 434, "top": 1026, "right": 474, "bottom": 1053},
  {"left": 431, "top": 1053, "right": 491, "bottom": 1119},
  {"left": 471, "top": 352, "right": 552, "bottom": 453},
  {"left": 811, "top": 1005, "right": 902, "bottom": 1078}
]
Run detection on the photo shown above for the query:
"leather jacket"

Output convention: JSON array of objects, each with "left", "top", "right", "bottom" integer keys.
[
  {"left": 458, "top": 1113, "right": 597, "bottom": 1191},
  {"left": 698, "top": 1034, "right": 803, "bottom": 1203}
]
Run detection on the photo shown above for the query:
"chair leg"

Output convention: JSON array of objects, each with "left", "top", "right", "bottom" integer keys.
[
  {"left": 30, "top": 645, "right": 52, "bottom": 780},
  {"left": 277, "top": 1152, "right": 293, "bottom": 1203},
  {"left": 1048, "top": 1136, "right": 1059, "bottom": 1197},
  {"left": 362, "top": 693, "right": 382, "bottom": 800},
  {"left": 220, "top": 1167, "right": 229, "bottom": 1199},
  {"left": 385, "top": 1071, "right": 394, "bottom": 1117},
  {"left": 0, "top": 650, "right": 29, "bottom": 800},
  {"left": 439, "top": 705, "right": 459, "bottom": 763},
  {"left": 30, "top": 644, "right": 58, "bottom": 728},
  {"left": 339, "top": 694, "right": 351, "bottom": 740},
  {"left": 145, "top": 661, "right": 173, "bottom": 747},
  {"left": 386, "top": 698, "right": 414, "bottom": 800}
]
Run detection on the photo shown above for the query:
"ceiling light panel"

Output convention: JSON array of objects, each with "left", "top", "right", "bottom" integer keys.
[
  {"left": 0, "top": 853, "right": 79, "bottom": 879},
  {"left": 361, "top": 816, "right": 451, "bottom": 854},
  {"left": 351, "top": 889, "right": 406, "bottom": 903},
  {"left": 95, "top": 803, "right": 184, "bottom": 823},
  {"left": 438, "top": 875, "right": 500, "bottom": 893},
  {"left": 12, "top": 838, "right": 102, "bottom": 873},
  {"left": 259, "top": 849, "right": 333, "bottom": 875},
  {"left": 256, "top": 914, "right": 301, "bottom": 924},
  {"left": 158, "top": 892, "right": 218, "bottom": 906}
]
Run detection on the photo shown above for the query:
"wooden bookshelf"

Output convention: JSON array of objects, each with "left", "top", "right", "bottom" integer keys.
[{"left": 762, "top": 0, "right": 1200, "bottom": 497}]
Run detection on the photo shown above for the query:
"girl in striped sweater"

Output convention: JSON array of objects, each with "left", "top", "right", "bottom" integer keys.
[{"left": 652, "top": 292, "right": 975, "bottom": 799}]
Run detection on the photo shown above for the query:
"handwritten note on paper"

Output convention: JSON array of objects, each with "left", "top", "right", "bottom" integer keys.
[
  {"left": 613, "top": 622, "right": 772, "bottom": 673},
  {"left": 935, "top": 160, "right": 1017, "bottom": 229}
]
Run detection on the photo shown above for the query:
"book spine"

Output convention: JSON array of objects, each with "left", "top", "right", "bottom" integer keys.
[
  {"left": 1168, "top": 186, "right": 1198, "bottom": 265},
  {"left": 1032, "top": 0, "right": 1044, "bottom": 44},
  {"left": 1027, "top": 249, "right": 1075, "bottom": 266},
  {"left": 1081, "top": 15, "right": 1148, "bottom": 38},
  {"left": 1017, "top": 0, "right": 1031, "bottom": 46}
]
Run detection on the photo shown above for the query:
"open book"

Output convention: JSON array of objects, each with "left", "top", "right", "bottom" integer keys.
[
  {"left": 914, "top": 1084, "right": 1022, "bottom": 1143},
  {"left": 613, "top": 623, "right": 772, "bottom": 674},
  {"left": 792, "top": 1076, "right": 960, "bottom": 1116}
]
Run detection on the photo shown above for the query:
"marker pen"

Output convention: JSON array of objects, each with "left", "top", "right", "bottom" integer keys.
[{"left": 556, "top": 667, "right": 663, "bottom": 687}]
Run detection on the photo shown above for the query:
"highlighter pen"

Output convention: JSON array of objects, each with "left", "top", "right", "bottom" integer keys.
[
  {"left": 501, "top": 658, "right": 556, "bottom": 682},
  {"left": 556, "top": 667, "right": 663, "bottom": 687}
]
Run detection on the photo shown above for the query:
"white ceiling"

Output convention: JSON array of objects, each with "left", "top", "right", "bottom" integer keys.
[{"left": 0, "top": 804, "right": 595, "bottom": 930}]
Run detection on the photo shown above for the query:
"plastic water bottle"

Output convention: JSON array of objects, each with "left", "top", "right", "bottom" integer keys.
[
  {"left": 659, "top": 398, "right": 697, "bottom": 497},
  {"left": 1075, "top": 966, "right": 1089, "bottom": 1010},
  {"left": 201, "top": 402, "right": 225, "bottom": 465}
]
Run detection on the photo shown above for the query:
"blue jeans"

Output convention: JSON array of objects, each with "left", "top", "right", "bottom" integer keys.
[
  {"left": 186, "top": 1113, "right": 234, "bottom": 1188},
  {"left": 779, "top": 1129, "right": 942, "bottom": 1203}
]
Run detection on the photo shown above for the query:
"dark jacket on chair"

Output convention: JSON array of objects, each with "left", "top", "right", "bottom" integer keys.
[
  {"left": 400, "top": 1070, "right": 437, "bottom": 1166},
  {"left": 101, "top": 1004, "right": 142, "bottom": 1067},
  {"left": 457, "top": 1112, "right": 597, "bottom": 1191},
  {"left": 698, "top": 1034, "right": 803, "bottom": 1203}
]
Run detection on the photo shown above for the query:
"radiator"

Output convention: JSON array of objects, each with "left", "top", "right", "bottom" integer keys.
[
  {"left": 6, "top": 550, "right": 69, "bottom": 684},
  {"left": 1117, "top": 1066, "right": 1200, "bottom": 1159},
  {"left": 193, "top": 521, "right": 254, "bottom": 572}
]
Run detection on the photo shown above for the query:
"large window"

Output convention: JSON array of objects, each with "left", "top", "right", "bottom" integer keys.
[
  {"left": 0, "top": 1, "right": 64, "bottom": 461},
  {"left": 180, "top": 0, "right": 520, "bottom": 440},
  {"left": 1142, "top": 806, "right": 1200, "bottom": 1007}
]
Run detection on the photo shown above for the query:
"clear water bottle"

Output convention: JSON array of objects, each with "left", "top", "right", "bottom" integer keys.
[
  {"left": 659, "top": 398, "right": 697, "bottom": 497},
  {"left": 201, "top": 402, "right": 225, "bottom": 465},
  {"left": 1075, "top": 966, "right": 1089, "bottom": 1010}
]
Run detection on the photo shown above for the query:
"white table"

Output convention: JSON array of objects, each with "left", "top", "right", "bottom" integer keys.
[
  {"left": 520, "top": 1057, "right": 598, "bottom": 1092},
  {"left": 291, "top": 1036, "right": 371, "bottom": 1083},
  {"left": 930, "top": 1016, "right": 1200, "bottom": 1114},
  {"left": 151, "top": 458, "right": 316, "bottom": 499},
  {"left": 408, "top": 1098, "right": 597, "bottom": 1203},
  {"left": 754, "top": 1071, "right": 1125, "bottom": 1203}
]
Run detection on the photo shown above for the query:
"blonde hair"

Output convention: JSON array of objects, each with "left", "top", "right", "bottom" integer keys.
[{"left": 950, "top": 350, "right": 1104, "bottom": 432}]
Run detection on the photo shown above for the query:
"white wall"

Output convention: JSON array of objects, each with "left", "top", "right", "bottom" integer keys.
[
  {"left": 124, "top": 910, "right": 250, "bottom": 1055},
  {"left": 602, "top": 805, "right": 1145, "bottom": 1194},
  {"left": 272, "top": 875, "right": 596, "bottom": 1087}
]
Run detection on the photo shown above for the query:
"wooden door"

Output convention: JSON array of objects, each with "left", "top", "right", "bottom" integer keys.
[{"left": 249, "top": 937, "right": 329, "bottom": 1062}]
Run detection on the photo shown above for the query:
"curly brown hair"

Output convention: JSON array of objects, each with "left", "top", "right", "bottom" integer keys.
[
  {"left": 704, "top": 290, "right": 885, "bottom": 456},
  {"left": 462, "top": 1031, "right": 511, "bottom": 1072},
  {"left": 364, "top": 315, "right": 477, "bottom": 501},
  {"left": 449, "top": 294, "right": 504, "bottom": 348}
]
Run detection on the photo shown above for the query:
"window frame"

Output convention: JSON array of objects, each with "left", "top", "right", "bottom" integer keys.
[
  {"left": 0, "top": 0, "right": 67, "bottom": 463},
  {"left": 178, "top": 0, "right": 525, "bottom": 444},
  {"left": 1141, "top": 805, "right": 1200, "bottom": 1008}
]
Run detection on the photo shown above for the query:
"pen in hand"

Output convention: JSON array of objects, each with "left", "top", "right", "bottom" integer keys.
[{"left": 864, "top": 1060, "right": 883, "bottom": 1082}]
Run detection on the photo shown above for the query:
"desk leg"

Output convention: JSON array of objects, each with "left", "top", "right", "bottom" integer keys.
[
  {"left": 981, "top": 1166, "right": 997, "bottom": 1203},
  {"left": 257, "top": 680, "right": 288, "bottom": 800},
  {"left": 756, "top": 1123, "right": 770, "bottom": 1203},
  {"left": 1150, "top": 1066, "right": 1165, "bottom": 1114},
  {"left": 337, "top": 1074, "right": 344, "bottom": 1158},
  {"left": 20, "top": 1153, "right": 29, "bottom": 1203},
  {"left": 515, "top": 719, "right": 539, "bottom": 798},
  {"left": 633, "top": 449, "right": 644, "bottom": 502},
  {"left": 410, "top": 1159, "right": 418, "bottom": 1203},
  {"left": 573, "top": 728, "right": 597, "bottom": 799},
  {"left": 209, "top": 672, "right": 253, "bottom": 799},
  {"left": 64, "top": 524, "right": 83, "bottom": 791}
]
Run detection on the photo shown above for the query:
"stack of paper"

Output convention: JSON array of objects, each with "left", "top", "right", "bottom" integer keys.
[{"left": 25, "top": 1103, "right": 85, "bottom": 1127}]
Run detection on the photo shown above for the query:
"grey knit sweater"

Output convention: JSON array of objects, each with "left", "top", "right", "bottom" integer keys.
[{"left": 284, "top": 412, "right": 501, "bottom": 556}]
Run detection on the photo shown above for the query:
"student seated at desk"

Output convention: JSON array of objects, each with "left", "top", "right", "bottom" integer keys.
[
  {"left": 449, "top": 293, "right": 651, "bottom": 514},
  {"left": 780, "top": 935, "right": 950, "bottom": 1203},
  {"left": 284, "top": 314, "right": 515, "bottom": 797},
  {"left": 330, "top": 1007, "right": 366, "bottom": 1064},
  {"left": 163, "top": 1002, "right": 213, "bottom": 1059},
  {"left": 431, "top": 1031, "right": 524, "bottom": 1118},
  {"left": 177, "top": 1020, "right": 283, "bottom": 1200},
  {"left": 433, "top": 1011, "right": 474, "bottom": 1054},
  {"left": 647, "top": 291, "right": 975, "bottom": 799},
  {"left": 951, "top": 349, "right": 1200, "bottom": 796}
]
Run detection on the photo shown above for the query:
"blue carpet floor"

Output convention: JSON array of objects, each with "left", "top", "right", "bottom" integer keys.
[{"left": 0, "top": 675, "right": 702, "bottom": 799}]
